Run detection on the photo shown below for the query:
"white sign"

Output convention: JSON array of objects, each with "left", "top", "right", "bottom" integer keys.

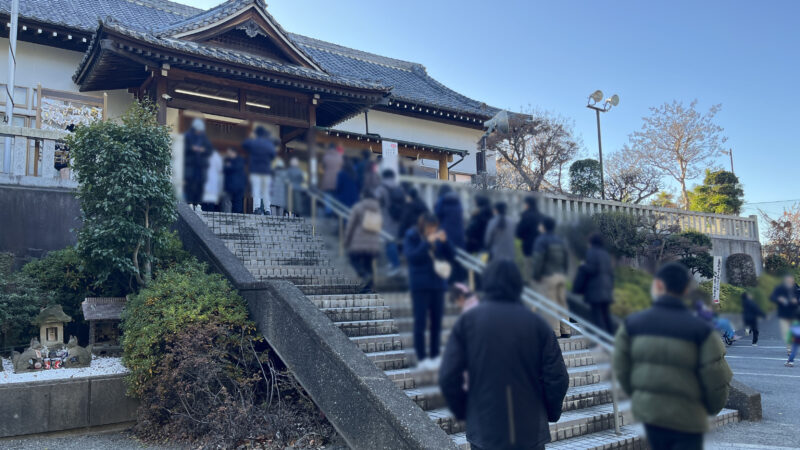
[
  {"left": 712, "top": 256, "right": 722, "bottom": 304},
  {"left": 381, "top": 140, "right": 399, "bottom": 176}
]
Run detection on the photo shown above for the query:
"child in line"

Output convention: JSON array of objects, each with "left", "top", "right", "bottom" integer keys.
[{"left": 448, "top": 283, "right": 479, "bottom": 314}]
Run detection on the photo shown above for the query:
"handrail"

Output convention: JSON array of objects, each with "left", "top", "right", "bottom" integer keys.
[{"left": 284, "top": 182, "right": 622, "bottom": 434}]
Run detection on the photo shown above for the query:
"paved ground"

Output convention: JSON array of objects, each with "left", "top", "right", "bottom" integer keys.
[
  {"left": 0, "top": 428, "right": 182, "bottom": 450},
  {"left": 706, "top": 315, "right": 800, "bottom": 449}
]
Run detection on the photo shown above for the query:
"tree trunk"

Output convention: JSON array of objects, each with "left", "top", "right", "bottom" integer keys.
[{"left": 681, "top": 182, "right": 689, "bottom": 210}]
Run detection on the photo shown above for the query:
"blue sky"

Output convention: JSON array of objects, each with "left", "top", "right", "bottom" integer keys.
[{"left": 177, "top": 0, "right": 799, "bottom": 221}]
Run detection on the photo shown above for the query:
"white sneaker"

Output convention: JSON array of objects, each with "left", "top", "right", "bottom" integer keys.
[
  {"left": 430, "top": 356, "right": 442, "bottom": 368},
  {"left": 417, "top": 358, "right": 431, "bottom": 370}
]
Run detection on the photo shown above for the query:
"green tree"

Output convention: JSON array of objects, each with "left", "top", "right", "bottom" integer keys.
[
  {"left": 666, "top": 231, "right": 714, "bottom": 278},
  {"left": 569, "top": 158, "right": 602, "bottom": 198},
  {"left": 68, "top": 101, "right": 176, "bottom": 289},
  {"left": 0, "top": 253, "right": 50, "bottom": 349},
  {"left": 651, "top": 191, "right": 678, "bottom": 208},
  {"left": 689, "top": 169, "right": 744, "bottom": 214}
]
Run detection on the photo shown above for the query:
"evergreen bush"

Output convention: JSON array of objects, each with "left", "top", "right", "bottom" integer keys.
[{"left": 725, "top": 253, "right": 757, "bottom": 287}]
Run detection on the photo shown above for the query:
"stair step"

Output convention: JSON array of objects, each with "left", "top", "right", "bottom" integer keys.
[
  {"left": 335, "top": 319, "right": 397, "bottom": 337},
  {"left": 322, "top": 306, "right": 393, "bottom": 322},
  {"left": 308, "top": 294, "right": 384, "bottom": 309},
  {"left": 366, "top": 349, "right": 411, "bottom": 371},
  {"left": 452, "top": 424, "right": 645, "bottom": 450},
  {"left": 350, "top": 333, "right": 406, "bottom": 353},
  {"left": 386, "top": 362, "right": 607, "bottom": 391},
  {"left": 406, "top": 381, "right": 613, "bottom": 413},
  {"left": 295, "top": 284, "right": 364, "bottom": 296},
  {"left": 243, "top": 258, "right": 331, "bottom": 267},
  {"left": 431, "top": 401, "right": 631, "bottom": 441}
]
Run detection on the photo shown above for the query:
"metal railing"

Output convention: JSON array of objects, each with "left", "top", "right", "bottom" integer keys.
[
  {"left": 401, "top": 175, "right": 760, "bottom": 242},
  {"left": 282, "top": 181, "right": 623, "bottom": 435}
]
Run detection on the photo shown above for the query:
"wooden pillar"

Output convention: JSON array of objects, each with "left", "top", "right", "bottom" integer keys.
[
  {"left": 307, "top": 104, "right": 317, "bottom": 187},
  {"left": 438, "top": 154, "right": 449, "bottom": 180},
  {"left": 156, "top": 76, "right": 168, "bottom": 125}
]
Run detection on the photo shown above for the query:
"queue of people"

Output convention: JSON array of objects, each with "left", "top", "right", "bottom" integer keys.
[{"left": 183, "top": 119, "right": 289, "bottom": 215}]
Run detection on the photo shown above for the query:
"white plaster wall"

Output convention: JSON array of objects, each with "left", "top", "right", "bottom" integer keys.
[
  {"left": 0, "top": 39, "right": 133, "bottom": 118},
  {"left": 336, "top": 110, "right": 496, "bottom": 177}
]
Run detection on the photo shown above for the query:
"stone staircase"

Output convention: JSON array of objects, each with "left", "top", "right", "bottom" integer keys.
[{"left": 197, "top": 211, "right": 738, "bottom": 449}]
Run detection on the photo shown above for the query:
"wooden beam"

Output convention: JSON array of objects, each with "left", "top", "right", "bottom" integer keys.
[
  {"left": 166, "top": 98, "right": 309, "bottom": 128},
  {"left": 165, "top": 67, "right": 311, "bottom": 101}
]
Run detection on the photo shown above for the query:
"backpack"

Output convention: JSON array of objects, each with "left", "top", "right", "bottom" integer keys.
[{"left": 386, "top": 186, "right": 406, "bottom": 221}]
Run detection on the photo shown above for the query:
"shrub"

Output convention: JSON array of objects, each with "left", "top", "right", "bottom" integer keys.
[
  {"left": 593, "top": 212, "right": 647, "bottom": 259},
  {"left": 0, "top": 253, "right": 50, "bottom": 351},
  {"left": 69, "top": 100, "right": 176, "bottom": 289},
  {"left": 611, "top": 266, "right": 653, "bottom": 317},
  {"left": 764, "top": 254, "right": 791, "bottom": 276},
  {"left": 726, "top": 253, "right": 757, "bottom": 287},
  {"left": 135, "top": 321, "right": 335, "bottom": 449},
  {"left": 121, "top": 260, "right": 250, "bottom": 397},
  {"left": 698, "top": 281, "right": 745, "bottom": 313},
  {"left": 665, "top": 231, "right": 713, "bottom": 278}
]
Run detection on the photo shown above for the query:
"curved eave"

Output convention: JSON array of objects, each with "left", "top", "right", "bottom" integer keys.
[{"left": 74, "top": 27, "right": 391, "bottom": 101}]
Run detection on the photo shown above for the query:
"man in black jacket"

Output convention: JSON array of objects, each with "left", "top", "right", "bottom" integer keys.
[
  {"left": 516, "top": 196, "right": 542, "bottom": 282},
  {"left": 770, "top": 275, "right": 799, "bottom": 353},
  {"left": 741, "top": 292, "right": 765, "bottom": 346},
  {"left": 440, "top": 260, "right": 569, "bottom": 450},
  {"left": 465, "top": 195, "right": 493, "bottom": 253},
  {"left": 573, "top": 233, "right": 615, "bottom": 333}
]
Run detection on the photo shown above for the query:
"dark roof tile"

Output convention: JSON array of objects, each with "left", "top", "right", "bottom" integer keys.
[{"left": 1, "top": 0, "right": 498, "bottom": 118}]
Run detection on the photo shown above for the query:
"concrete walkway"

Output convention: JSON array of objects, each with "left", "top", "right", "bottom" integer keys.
[{"left": 707, "top": 316, "right": 800, "bottom": 448}]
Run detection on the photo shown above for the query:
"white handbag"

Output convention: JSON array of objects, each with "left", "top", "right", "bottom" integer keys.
[{"left": 431, "top": 250, "right": 452, "bottom": 280}]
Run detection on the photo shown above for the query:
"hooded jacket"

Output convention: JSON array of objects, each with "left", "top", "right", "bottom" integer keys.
[
  {"left": 573, "top": 245, "right": 614, "bottom": 304},
  {"left": 465, "top": 199, "right": 494, "bottom": 253},
  {"left": 435, "top": 189, "right": 465, "bottom": 249},
  {"left": 516, "top": 207, "right": 542, "bottom": 257},
  {"left": 741, "top": 294, "right": 765, "bottom": 323},
  {"left": 440, "top": 260, "right": 569, "bottom": 449},
  {"left": 613, "top": 295, "right": 732, "bottom": 433}
]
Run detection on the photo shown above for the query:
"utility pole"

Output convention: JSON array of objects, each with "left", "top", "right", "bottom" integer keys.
[{"left": 3, "top": 0, "right": 19, "bottom": 173}]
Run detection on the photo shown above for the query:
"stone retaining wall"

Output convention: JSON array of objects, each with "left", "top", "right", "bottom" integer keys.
[{"left": 0, "top": 374, "right": 137, "bottom": 438}]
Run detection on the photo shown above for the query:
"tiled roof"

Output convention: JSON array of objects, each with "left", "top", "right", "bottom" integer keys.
[
  {"left": 0, "top": 0, "right": 198, "bottom": 32},
  {"left": 1, "top": 0, "right": 499, "bottom": 119},
  {"left": 292, "top": 34, "right": 499, "bottom": 118},
  {"left": 98, "top": 19, "right": 387, "bottom": 91},
  {"left": 82, "top": 297, "right": 126, "bottom": 321}
]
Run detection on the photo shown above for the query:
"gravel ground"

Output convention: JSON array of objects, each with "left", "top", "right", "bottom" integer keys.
[{"left": 0, "top": 429, "right": 186, "bottom": 450}]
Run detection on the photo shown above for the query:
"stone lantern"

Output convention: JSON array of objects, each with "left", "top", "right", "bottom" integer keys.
[{"left": 33, "top": 305, "right": 72, "bottom": 349}]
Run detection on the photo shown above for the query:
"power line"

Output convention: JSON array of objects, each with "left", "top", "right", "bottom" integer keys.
[{"left": 743, "top": 199, "right": 800, "bottom": 206}]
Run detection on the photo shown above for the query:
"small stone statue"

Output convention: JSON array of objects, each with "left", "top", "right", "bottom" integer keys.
[
  {"left": 63, "top": 336, "right": 93, "bottom": 368},
  {"left": 11, "top": 338, "right": 45, "bottom": 373}
]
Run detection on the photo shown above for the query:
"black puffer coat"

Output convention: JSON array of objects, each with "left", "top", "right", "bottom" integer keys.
[
  {"left": 440, "top": 260, "right": 569, "bottom": 450},
  {"left": 573, "top": 246, "right": 614, "bottom": 304}
]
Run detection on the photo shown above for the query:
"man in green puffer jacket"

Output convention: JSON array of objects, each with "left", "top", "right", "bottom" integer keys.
[{"left": 613, "top": 262, "right": 732, "bottom": 450}]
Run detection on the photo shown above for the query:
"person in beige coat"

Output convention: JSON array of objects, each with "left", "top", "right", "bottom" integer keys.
[{"left": 344, "top": 190, "right": 383, "bottom": 292}]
